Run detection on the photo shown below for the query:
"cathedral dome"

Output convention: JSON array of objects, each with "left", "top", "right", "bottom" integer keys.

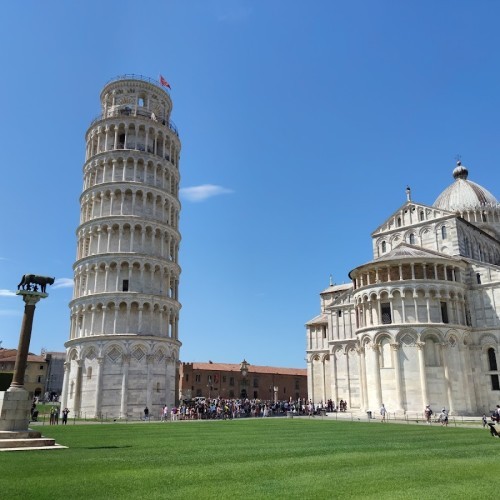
[{"left": 433, "top": 161, "right": 497, "bottom": 211}]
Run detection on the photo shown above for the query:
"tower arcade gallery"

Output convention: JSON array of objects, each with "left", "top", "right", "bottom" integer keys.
[{"left": 306, "top": 162, "right": 500, "bottom": 415}]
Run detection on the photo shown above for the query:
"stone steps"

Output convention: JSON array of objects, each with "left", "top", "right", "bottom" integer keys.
[
  {"left": 0, "top": 430, "right": 66, "bottom": 452},
  {"left": 0, "top": 437, "right": 56, "bottom": 448}
]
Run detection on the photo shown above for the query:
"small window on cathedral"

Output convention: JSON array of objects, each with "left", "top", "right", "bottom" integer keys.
[
  {"left": 419, "top": 211, "right": 424, "bottom": 221},
  {"left": 409, "top": 234, "right": 416, "bottom": 245},
  {"left": 322, "top": 326, "right": 327, "bottom": 338},
  {"left": 156, "top": 382, "right": 160, "bottom": 392},
  {"left": 488, "top": 348, "right": 498, "bottom": 371},
  {"left": 441, "top": 226, "right": 447, "bottom": 239},
  {"left": 491, "top": 375, "right": 500, "bottom": 391},
  {"left": 185, "top": 374, "right": 189, "bottom": 382},
  {"left": 122, "top": 279, "right": 129, "bottom": 292},
  {"left": 440, "top": 302, "right": 449, "bottom": 324},
  {"left": 338, "top": 310, "right": 342, "bottom": 317},
  {"left": 381, "top": 241, "right": 387, "bottom": 253},
  {"left": 482, "top": 212, "right": 487, "bottom": 222},
  {"left": 397, "top": 217, "right": 402, "bottom": 227},
  {"left": 477, "top": 273, "right": 481, "bottom": 284},
  {"left": 138, "top": 97, "right": 144, "bottom": 107}
]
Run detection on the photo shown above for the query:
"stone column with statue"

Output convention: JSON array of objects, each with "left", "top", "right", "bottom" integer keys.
[{"left": 0, "top": 274, "right": 54, "bottom": 432}]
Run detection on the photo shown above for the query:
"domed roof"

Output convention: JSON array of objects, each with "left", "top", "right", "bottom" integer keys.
[{"left": 433, "top": 161, "right": 497, "bottom": 211}]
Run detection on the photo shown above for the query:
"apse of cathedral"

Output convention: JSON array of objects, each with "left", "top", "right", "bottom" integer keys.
[{"left": 306, "top": 161, "right": 500, "bottom": 415}]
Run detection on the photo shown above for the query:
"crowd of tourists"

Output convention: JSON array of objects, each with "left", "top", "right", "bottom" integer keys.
[{"left": 147, "top": 397, "right": 350, "bottom": 421}]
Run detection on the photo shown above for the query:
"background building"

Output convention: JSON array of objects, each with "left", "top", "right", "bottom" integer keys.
[
  {"left": 0, "top": 348, "right": 47, "bottom": 398},
  {"left": 307, "top": 162, "right": 500, "bottom": 415},
  {"left": 61, "top": 75, "right": 182, "bottom": 419},
  {"left": 180, "top": 360, "right": 307, "bottom": 402},
  {"left": 42, "top": 350, "right": 66, "bottom": 400}
]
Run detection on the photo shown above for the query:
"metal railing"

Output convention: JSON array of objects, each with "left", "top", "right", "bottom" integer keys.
[
  {"left": 88, "top": 107, "right": 179, "bottom": 136},
  {"left": 104, "top": 74, "right": 171, "bottom": 95}
]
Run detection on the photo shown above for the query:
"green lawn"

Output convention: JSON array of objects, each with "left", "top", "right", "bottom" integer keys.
[{"left": 1, "top": 418, "right": 499, "bottom": 499}]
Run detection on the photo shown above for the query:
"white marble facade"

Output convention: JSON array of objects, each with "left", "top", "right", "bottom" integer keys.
[
  {"left": 307, "top": 162, "right": 500, "bottom": 415},
  {"left": 61, "top": 76, "right": 182, "bottom": 419}
]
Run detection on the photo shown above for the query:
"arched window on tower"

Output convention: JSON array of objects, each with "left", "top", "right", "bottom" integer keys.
[
  {"left": 381, "top": 241, "right": 387, "bottom": 254},
  {"left": 441, "top": 226, "right": 447, "bottom": 240},
  {"left": 419, "top": 210, "right": 425, "bottom": 221},
  {"left": 397, "top": 217, "right": 402, "bottom": 227}
]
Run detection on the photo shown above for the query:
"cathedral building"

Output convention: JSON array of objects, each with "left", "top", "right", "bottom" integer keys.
[
  {"left": 60, "top": 75, "right": 182, "bottom": 419},
  {"left": 306, "top": 162, "right": 500, "bottom": 415}
]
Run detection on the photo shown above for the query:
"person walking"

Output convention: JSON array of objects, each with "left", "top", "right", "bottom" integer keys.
[
  {"left": 380, "top": 404, "right": 387, "bottom": 422},
  {"left": 424, "top": 405, "right": 433, "bottom": 424},
  {"left": 144, "top": 406, "right": 149, "bottom": 421},
  {"left": 439, "top": 408, "right": 448, "bottom": 426}
]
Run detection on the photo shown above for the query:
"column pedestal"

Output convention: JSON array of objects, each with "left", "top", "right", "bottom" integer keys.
[{"left": 0, "top": 388, "right": 32, "bottom": 432}]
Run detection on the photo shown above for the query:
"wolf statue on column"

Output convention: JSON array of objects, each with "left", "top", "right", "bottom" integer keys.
[{"left": 17, "top": 274, "right": 55, "bottom": 293}]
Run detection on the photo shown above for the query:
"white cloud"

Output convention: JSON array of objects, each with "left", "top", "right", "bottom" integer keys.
[
  {"left": 0, "top": 289, "right": 16, "bottom": 297},
  {"left": 52, "top": 278, "right": 74, "bottom": 289},
  {"left": 180, "top": 184, "right": 233, "bottom": 203}
]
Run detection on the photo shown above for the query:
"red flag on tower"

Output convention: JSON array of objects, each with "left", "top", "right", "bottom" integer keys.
[{"left": 159, "top": 74, "right": 171, "bottom": 89}]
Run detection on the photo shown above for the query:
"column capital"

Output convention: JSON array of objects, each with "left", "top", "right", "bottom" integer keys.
[
  {"left": 416, "top": 341, "right": 425, "bottom": 350},
  {"left": 390, "top": 343, "right": 400, "bottom": 351},
  {"left": 16, "top": 290, "right": 46, "bottom": 305}
]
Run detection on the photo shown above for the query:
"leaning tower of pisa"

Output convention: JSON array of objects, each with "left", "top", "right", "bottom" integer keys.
[{"left": 60, "top": 75, "right": 182, "bottom": 419}]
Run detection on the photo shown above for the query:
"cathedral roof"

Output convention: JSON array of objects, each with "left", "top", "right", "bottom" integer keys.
[
  {"left": 374, "top": 242, "right": 459, "bottom": 261},
  {"left": 433, "top": 161, "right": 498, "bottom": 212},
  {"left": 350, "top": 243, "right": 462, "bottom": 276},
  {"left": 376, "top": 243, "right": 464, "bottom": 264},
  {"left": 320, "top": 283, "right": 352, "bottom": 295},
  {"left": 305, "top": 313, "right": 328, "bottom": 326}
]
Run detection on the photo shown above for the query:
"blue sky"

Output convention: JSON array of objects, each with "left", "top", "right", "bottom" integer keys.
[{"left": 1, "top": 1, "right": 499, "bottom": 368}]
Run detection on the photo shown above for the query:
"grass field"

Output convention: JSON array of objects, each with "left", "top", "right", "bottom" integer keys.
[{"left": 1, "top": 418, "right": 499, "bottom": 499}]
